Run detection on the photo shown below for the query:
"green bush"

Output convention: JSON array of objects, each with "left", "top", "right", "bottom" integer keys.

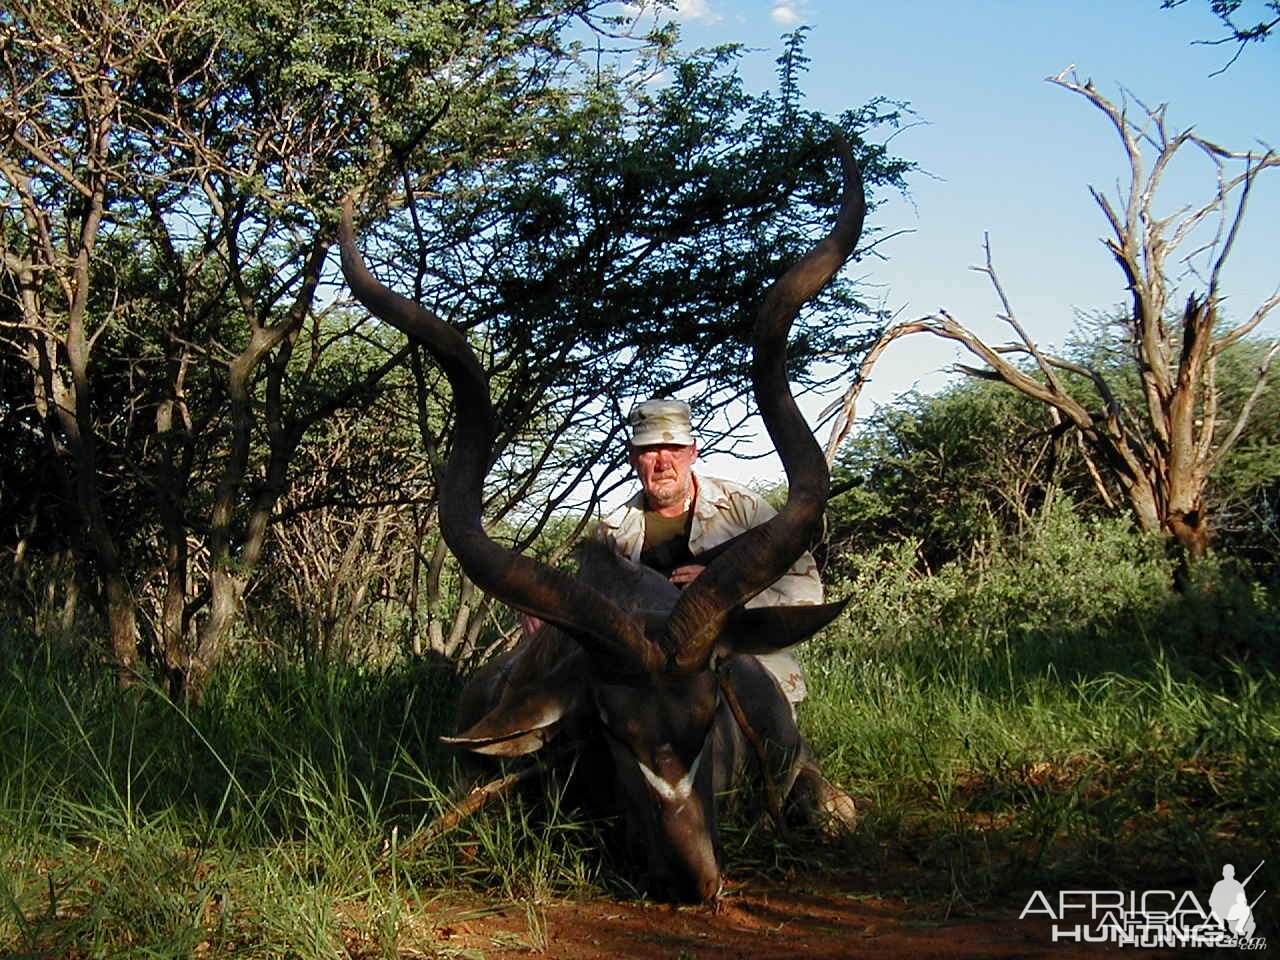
[{"left": 800, "top": 503, "right": 1279, "bottom": 893}]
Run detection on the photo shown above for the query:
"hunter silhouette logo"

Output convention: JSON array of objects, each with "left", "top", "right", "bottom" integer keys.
[
  {"left": 1209, "top": 862, "right": 1265, "bottom": 939},
  {"left": 1020, "top": 858, "right": 1267, "bottom": 949}
]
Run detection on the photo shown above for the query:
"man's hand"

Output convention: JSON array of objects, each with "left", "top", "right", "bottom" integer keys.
[{"left": 669, "top": 564, "right": 706, "bottom": 587}]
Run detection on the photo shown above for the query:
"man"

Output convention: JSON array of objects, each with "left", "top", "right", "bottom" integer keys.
[
  {"left": 517, "top": 397, "right": 853, "bottom": 832},
  {"left": 594, "top": 398, "right": 822, "bottom": 706},
  {"left": 1210, "top": 864, "right": 1246, "bottom": 930}
]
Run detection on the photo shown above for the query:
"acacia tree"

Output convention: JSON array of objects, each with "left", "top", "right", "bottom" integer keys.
[
  {"left": 338, "top": 34, "right": 913, "bottom": 662},
  {"left": 1, "top": 7, "right": 909, "bottom": 694},
  {"left": 826, "top": 70, "right": 1278, "bottom": 561},
  {"left": 0, "top": 0, "right": 652, "bottom": 696}
]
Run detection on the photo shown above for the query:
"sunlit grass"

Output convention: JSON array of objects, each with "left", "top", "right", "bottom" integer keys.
[
  {"left": 0, "top": 655, "right": 600, "bottom": 957},
  {"left": 1, "top": 509, "right": 1276, "bottom": 953},
  {"left": 798, "top": 509, "right": 1278, "bottom": 899}
]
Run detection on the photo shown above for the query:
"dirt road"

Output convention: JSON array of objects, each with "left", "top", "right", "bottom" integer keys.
[{"left": 422, "top": 884, "right": 1185, "bottom": 959}]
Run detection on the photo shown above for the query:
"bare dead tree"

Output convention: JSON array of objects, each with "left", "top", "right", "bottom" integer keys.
[
  {"left": 267, "top": 410, "right": 426, "bottom": 661},
  {"left": 827, "top": 69, "right": 1279, "bottom": 561}
]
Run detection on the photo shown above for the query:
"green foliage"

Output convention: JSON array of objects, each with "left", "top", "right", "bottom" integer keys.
[
  {"left": 829, "top": 332, "right": 1280, "bottom": 577},
  {"left": 802, "top": 505, "right": 1279, "bottom": 893},
  {"left": 1162, "top": 0, "right": 1279, "bottom": 48},
  {"left": 823, "top": 503, "right": 1177, "bottom": 665},
  {"left": 1204, "top": 339, "right": 1280, "bottom": 571},
  {"left": 1, "top": 13, "right": 913, "bottom": 685},
  {"left": 3, "top": 509, "right": 1276, "bottom": 949},
  {"left": 4, "top": 0, "right": 636, "bottom": 684},
  {"left": 828, "top": 379, "right": 1096, "bottom": 571},
  {"left": 376, "top": 30, "right": 914, "bottom": 463}
]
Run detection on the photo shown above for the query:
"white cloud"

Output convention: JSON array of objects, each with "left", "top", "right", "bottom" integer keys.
[
  {"left": 674, "top": 0, "right": 723, "bottom": 23},
  {"left": 770, "top": 2, "right": 805, "bottom": 25},
  {"left": 621, "top": 0, "right": 724, "bottom": 26}
]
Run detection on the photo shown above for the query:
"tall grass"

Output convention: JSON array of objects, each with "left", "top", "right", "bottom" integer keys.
[
  {"left": 801, "top": 504, "right": 1279, "bottom": 897},
  {"left": 2, "top": 505, "right": 1276, "bottom": 953},
  {"left": 0, "top": 654, "right": 600, "bottom": 957}
]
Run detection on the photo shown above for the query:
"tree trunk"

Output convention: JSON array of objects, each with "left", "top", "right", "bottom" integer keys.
[
  {"left": 104, "top": 573, "right": 139, "bottom": 684},
  {"left": 186, "top": 569, "right": 245, "bottom": 703},
  {"left": 1167, "top": 509, "right": 1211, "bottom": 561}
]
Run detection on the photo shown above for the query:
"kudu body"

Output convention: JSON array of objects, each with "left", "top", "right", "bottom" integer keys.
[{"left": 339, "top": 135, "right": 865, "bottom": 902}]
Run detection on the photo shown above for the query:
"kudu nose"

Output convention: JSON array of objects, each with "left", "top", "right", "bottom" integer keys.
[
  {"left": 657, "top": 825, "right": 722, "bottom": 903},
  {"left": 696, "top": 871, "right": 723, "bottom": 904},
  {"left": 653, "top": 862, "right": 721, "bottom": 904}
]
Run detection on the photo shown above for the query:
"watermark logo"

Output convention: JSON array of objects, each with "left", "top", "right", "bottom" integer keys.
[{"left": 1020, "top": 859, "right": 1267, "bottom": 949}]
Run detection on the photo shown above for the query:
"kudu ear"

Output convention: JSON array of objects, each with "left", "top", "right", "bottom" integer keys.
[
  {"left": 441, "top": 637, "right": 588, "bottom": 756},
  {"left": 441, "top": 690, "right": 571, "bottom": 756},
  {"left": 718, "top": 599, "right": 849, "bottom": 655}
]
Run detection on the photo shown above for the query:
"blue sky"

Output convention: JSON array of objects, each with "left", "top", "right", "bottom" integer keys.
[{"left": 616, "top": 1, "right": 1279, "bottom": 484}]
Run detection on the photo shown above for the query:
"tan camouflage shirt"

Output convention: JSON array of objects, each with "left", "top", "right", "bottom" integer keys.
[{"left": 595, "top": 472, "right": 823, "bottom": 702}]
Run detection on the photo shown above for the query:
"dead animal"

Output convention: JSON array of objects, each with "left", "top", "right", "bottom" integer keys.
[{"left": 339, "top": 132, "right": 864, "bottom": 902}]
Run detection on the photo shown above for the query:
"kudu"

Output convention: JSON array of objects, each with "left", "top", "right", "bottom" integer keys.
[{"left": 339, "top": 134, "right": 865, "bottom": 902}]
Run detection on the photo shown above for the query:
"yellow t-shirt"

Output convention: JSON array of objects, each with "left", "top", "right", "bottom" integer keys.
[{"left": 640, "top": 509, "right": 693, "bottom": 574}]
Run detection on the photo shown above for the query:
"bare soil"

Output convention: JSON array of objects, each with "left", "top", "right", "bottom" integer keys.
[{"left": 422, "top": 882, "right": 1184, "bottom": 959}]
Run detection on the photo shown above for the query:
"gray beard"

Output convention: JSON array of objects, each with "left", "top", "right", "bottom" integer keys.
[{"left": 646, "top": 477, "right": 692, "bottom": 511}]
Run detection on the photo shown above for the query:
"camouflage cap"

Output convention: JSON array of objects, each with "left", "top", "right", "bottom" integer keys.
[{"left": 627, "top": 399, "right": 695, "bottom": 448}]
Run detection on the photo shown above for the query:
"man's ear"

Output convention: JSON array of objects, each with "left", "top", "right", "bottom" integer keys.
[{"left": 718, "top": 599, "right": 849, "bottom": 655}]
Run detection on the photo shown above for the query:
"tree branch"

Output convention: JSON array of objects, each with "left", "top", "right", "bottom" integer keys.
[{"left": 1211, "top": 339, "right": 1280, "bottom": 469}]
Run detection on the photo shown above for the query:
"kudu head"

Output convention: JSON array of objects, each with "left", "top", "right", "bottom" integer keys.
[{"left": 339, "top": 133, "right": 865, "bottom": 902}]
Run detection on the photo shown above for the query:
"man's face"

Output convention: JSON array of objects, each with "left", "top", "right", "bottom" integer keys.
[{"left": 629, "top": 443, "right": 698, "bottom": 510}]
